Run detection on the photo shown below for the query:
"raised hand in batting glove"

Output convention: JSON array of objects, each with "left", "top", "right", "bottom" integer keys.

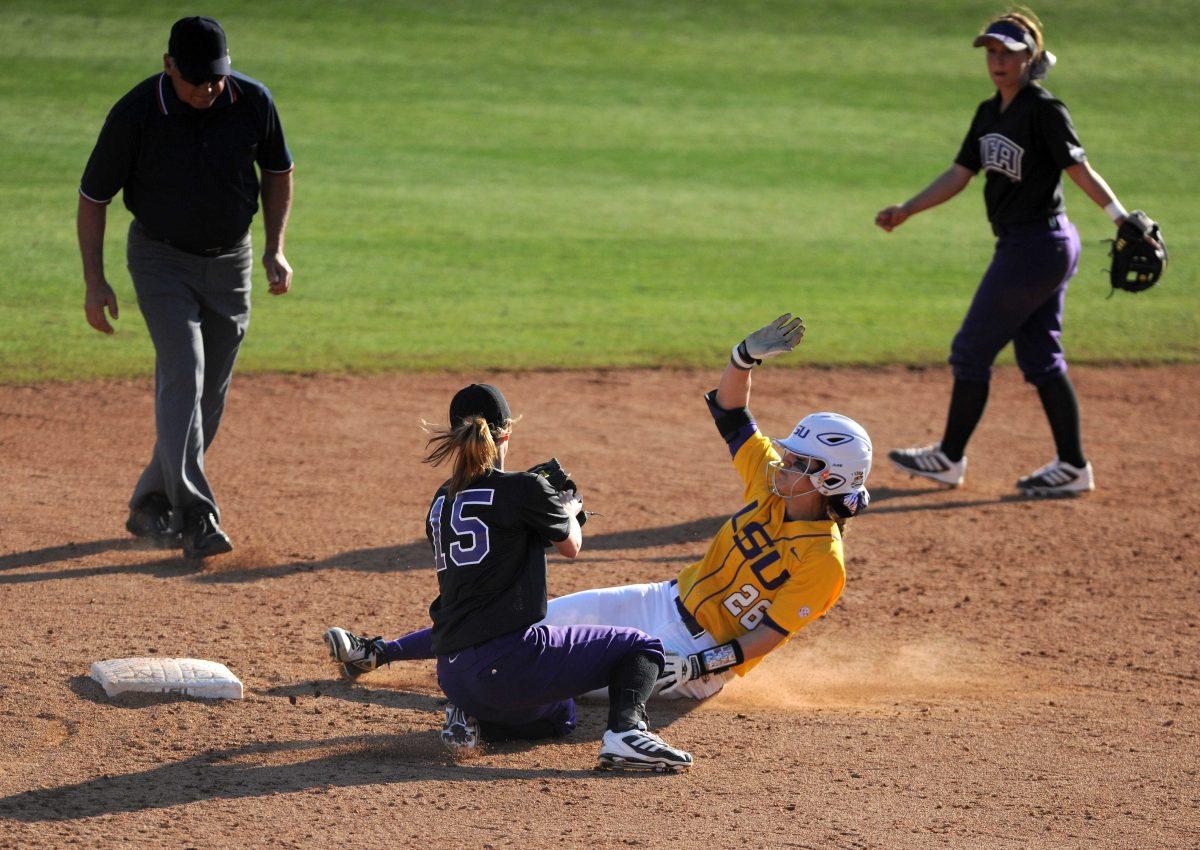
[{"left": 731, "top": 313, "right": 805, "bottom": 369}]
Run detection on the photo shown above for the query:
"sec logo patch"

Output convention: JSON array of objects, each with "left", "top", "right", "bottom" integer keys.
[{"left": 798, "top": 606, "right": 811, "bottom": 619}]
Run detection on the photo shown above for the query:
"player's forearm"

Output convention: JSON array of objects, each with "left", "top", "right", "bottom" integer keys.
[
  {"left": 260, "top": 170, "right": 293, "bottom": 253},
  {"left": 553, "top": 515, "right": 583, "bottom": 559},
  {"left": 1065, "top": 162, "right": 1120, "bottom": 213},
  {"left": 77, "top": 195, "right": 108, "bottom": 288},
  {"left": 903, "top": 164, "right": 973, "bottom": 216},
  {"left": 716, "top": 361, "right": 751, "bottom": 411},
  {"left": 736, "top": 622, "right": 788, "bottom": 664}
]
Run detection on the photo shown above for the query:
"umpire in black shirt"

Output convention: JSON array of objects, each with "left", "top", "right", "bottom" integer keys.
[{"left": 77, "top": 16, "right": 294, "bottom": 559}]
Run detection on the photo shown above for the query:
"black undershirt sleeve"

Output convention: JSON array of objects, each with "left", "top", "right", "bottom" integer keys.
[{"left": 704, "top": 389, "right": 753, "bottom": 441}]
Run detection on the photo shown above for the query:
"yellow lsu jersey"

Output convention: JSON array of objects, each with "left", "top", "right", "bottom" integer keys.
[{"left": 676, "top": 414, "right": 846, "bottom": 676}]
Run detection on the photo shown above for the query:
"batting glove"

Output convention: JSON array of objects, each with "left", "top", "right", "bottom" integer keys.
[
  {"left": 655, "top": 650, "right": 697, "bottom": 697},
  {"left": 732, "top": 313, "right": 805, "bottom": 369}
]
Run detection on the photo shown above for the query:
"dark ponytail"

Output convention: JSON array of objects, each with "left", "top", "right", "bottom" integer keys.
[{"left": 825, "top": 488, "right": 870, "bottom": 535}]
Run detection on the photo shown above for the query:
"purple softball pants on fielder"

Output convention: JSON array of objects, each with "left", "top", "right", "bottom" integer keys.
[
  {"left": 436, "top": 624, "right": 664, "bottom": 739},
  {"left": 949, "top": 215, "right": 1081, "bottom": 386}
]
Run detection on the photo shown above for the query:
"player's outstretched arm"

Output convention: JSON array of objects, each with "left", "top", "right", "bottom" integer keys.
[
  {"left": 657, "top": 623, "right": 789, "bottom": 696},
  {"left": 716, "top": 313, "right": 805, "bottom": 410},
  {"left": 736, "top": 622, "right": 789, "bottom": 663},
  {"left": 875, "top": 164, "right": 974, "bottom": 232}
]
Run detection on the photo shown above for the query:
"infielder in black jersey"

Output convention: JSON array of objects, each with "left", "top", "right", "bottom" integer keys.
[
  {"left": 876, "top": 8, "right": 1141, "bottom": 496},
  {"left": 325, "top": 384, "right": 692, "bottom": 772}
]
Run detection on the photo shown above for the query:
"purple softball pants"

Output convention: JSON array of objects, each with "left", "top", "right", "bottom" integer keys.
[
  {"left": 436, "top": 624, "right": 664, "bottom": 739},
  {"left": 949, "top": 215, "right": 1081, "bottom": 386}
]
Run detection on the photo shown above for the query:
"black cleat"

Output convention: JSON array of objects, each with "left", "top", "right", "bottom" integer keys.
[
  {"left": 182, "top": 509, "right": 233, "bottom": 560},
  {"left": 125, "top": 494, "right": 182, "bottom": 548}
]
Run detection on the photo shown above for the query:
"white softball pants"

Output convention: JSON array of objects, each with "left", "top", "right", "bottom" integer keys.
[{"left": 541, "top": 580, "right": 734, "bottom": 701}]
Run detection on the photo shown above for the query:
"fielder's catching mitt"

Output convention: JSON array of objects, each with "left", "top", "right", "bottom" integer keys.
[
  {"left": 1110, "top": 210, "right": 1167, "bottom": 294},
  {"left": 528, "top": 457, "right": 587, "bottom": 526}
]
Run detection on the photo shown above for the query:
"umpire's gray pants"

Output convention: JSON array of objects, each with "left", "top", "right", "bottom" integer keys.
[{"left": 126, "top": 220, "right": 252, "bottom": 525}]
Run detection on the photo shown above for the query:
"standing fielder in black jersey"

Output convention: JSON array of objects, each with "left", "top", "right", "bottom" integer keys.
[
  {"left": 876, "top": 8, "right": 1147, "bottom": 496},
  {"left": 326, "top": 384, "right": 692, "bottom": 772}
]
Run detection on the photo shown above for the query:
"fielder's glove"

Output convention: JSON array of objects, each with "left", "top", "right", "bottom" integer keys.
[
  {"left": 731, "top": 313, "right": 805, "bottom": 369},
  {"left": 528, "top": 457, "right": 587, "bottom": 526},
  {"left": 1109, "top": 210, "right": 1167, "bottom": 294}
]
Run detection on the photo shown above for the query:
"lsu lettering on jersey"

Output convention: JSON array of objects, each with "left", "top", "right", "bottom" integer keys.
[{"left": 675, "top": 391, "right": 846, "bottom": 675}]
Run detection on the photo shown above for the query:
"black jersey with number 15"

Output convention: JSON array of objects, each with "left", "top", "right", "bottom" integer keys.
[{"left": 425, "top": 469, "right": 572, "bottom": 655}]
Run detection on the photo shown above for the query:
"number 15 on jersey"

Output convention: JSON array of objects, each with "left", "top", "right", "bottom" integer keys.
[{"left": 429, "top": 489, "right": 495, "bottom": 570}]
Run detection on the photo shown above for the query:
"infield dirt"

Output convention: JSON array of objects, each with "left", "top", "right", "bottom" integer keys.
[{"left": 1, "top": 366, "right": 1197, "bottom": 848}]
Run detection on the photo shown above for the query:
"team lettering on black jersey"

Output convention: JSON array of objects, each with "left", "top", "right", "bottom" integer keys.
[
  {"left": 955, "top": 85, "right": 1087, "bottom": 225},
  {"left": 425, "top": 470, "right": 571, "bottom": 655},
  {"left": 979, "top": 133, "right": 1024, "bottom": 181}
]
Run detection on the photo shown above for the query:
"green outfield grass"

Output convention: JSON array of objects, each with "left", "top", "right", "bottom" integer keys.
[{"left": 0, "top": 0, "right": 1196, "bottom": 381}]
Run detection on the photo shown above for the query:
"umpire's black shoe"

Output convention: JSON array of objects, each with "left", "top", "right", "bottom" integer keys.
[
  {"left": 125, "top": 494, "right": 182, "bottom": 548},
  {"left": 183, "top": 510, "right": 233, "bottom": 560}
]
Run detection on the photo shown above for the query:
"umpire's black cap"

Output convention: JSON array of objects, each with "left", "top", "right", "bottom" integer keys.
[
  {"left": 168, "top": 16, "right": 232, "bottom": 78},
  {"left": 449, "top": 384, "right": 511, "bottom": 431}
]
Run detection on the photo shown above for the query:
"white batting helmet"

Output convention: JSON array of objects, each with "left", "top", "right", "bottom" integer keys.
[{"left": 769, "top": 412, "right": 873, "bottom": 497}]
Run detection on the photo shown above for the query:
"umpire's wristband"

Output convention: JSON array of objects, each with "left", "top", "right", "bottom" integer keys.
[{"left": 730, "top": 341, "right": 761, "bottom": 370}]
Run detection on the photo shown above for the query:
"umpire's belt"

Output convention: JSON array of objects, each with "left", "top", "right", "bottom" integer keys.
[
  {"left": 137, "top": 222, "right": 247, "bottom": 257},
  {"left": 991, "top": 214, "right": 1067, "bottom": 238},
  {"left": 670, "top": 584, "right": 707, "bottom": 639}
]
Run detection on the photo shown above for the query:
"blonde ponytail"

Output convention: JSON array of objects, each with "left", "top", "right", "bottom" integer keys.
[{"left": 423, "top": 415, "right": 512, "bottom": 496}]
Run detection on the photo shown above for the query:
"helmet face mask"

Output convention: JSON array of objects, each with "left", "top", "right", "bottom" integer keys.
[
  {"left": 770, "top": 412, "right": 873, "bottom": 499},
  {"left": 767, "top": 453, "right": 826, "bottom": 499}
]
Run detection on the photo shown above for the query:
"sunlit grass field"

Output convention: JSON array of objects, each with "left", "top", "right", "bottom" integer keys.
[{"left": 1, "top": 0, "right": 1195, "bottom": 381}]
